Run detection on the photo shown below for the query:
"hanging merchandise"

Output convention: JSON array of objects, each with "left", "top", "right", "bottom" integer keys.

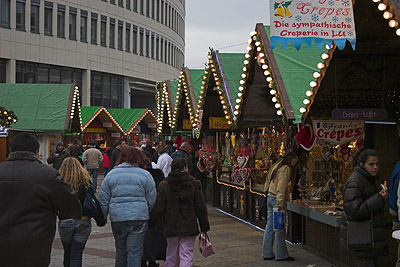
[
  {"left": 231, "top": 142, "right": 255, "bottom": 183},
  {"left": 197, "top": 140, "right": 221, "bottom": 173}
]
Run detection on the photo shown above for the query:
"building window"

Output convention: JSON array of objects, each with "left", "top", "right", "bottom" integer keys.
[
  {"left": 80, "top": 10, "right": 88, "bottom": 42},
  {"left": 132, "top": 25, "right": 137, "bottom": 54},
  {"left": 16, "top": 0, "right": 26, "bottom": 31},
  {"left": 160, "top": 0, "right": 163, "bottom": 25},
  {"left": 133, "top": 0, "right": 137, "bottom": 12},
  {"left": 156, "top": 0, "right": 159, "bottom": 22},
  {"left": 110, "top": 0, "right": 115, "bottom": 4},
  {"left": 168, "top": 5, "right": 171, "bottom": 28},
  {"left": 160, "top": 38, "right": 163, "bottom": 62},
  {"left": 140, "top": 0, "right": 143, "bottom": 15},
  {"left": 100, "top": 15, "right": 107, "bottom": 47},
  {"left": 151, "top": 33, "right": 154, "bottom": 59},
  {"left": 151, "top": 0, "right": 154, "bottom": 19},
  {"left": 145, "top": 30, "right": 149, "bottom": 58},
  {"left": 91, "top": 13, "right": 97, "bottom": 45},
  {"left": 164, "top": 2, "right": 167, "bottom": 25},
  {"left": 168, "top": 42, "right": 170, "bottom": 65},
  {"left": 125, "top": 23, "right": 130, "bottom": 52},
  {"left": 139, "top": 28, "right": 144, "bottom": 56},
  {"left": 91, "top": 71, "right": 123, "bottom": 108},
  {"left": 117, "top": 20, "right": 123, "bottom": 50},
  {"left": 0, "top": 0, "right": 10, "bottom": 28},
  {"left": 30, "top": 0, "right": 40, "bottom": 33},
  {"left": 146, "top": 0, "right": 149, "bottom": 17},
  {"left": 126, "top": 0, "right": 130, "bottom": 10},
  {"left": 156, "top": 35, "right": 159, "bottom": 60},
  {"left": 69, "top": 7, "right": 77, "bottom": 40},
  {"left": 109, "top": 18, "right": 115, "bottom": 48},
  {"left": 118, "top": 0, "right": 123, "bottom": 7},
  {"left": 164, "top": 40, "right": 167, "bottom": 63},
  {"left": 44, "top": 1, "right": 53, "bottom": 36},
  {"left": 0, "top": 59, "right": 6, "bottom": 82},
  {"left": 57, "top": 4, "right": 65, "bottom": 38}
]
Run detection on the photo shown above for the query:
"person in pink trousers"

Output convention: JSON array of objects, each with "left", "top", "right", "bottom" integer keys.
[{"left": 149, "top": 157, "right": 210, "bottom": 267}]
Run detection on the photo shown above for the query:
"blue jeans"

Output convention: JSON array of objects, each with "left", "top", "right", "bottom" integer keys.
[
  {"left": 59, "top": 219, "right": 91, "bottom": 267},
  {"left": 111, "top": 220, "right": 148, "bottom": 267},
  {"left": 87, "top": 169, "right": 98, "bottom": 192},
  {"left": 261, "top": 196, "right": 289, "bottom": 260},
  {"left": 103, "top": 167, "right": 110, "bottom": 177}
]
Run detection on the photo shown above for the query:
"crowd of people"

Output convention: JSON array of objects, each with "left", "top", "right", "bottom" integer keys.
[{"left": 0, "top": 133, "right": 209, "bottom": 267}]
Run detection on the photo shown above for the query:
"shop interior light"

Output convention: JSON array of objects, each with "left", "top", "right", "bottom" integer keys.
[
  {"left": 389, "top": 20, "right": 399, "bottom": 27},
  {"left": 378, "top": 3, "right": 386, "bottom": 11},
  {"left": 383, "top": 11, "right": 393, "bottom": 19}
]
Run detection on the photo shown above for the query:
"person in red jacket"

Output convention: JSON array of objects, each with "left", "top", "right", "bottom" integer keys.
[{"left": 103, "top": 147, "right": 110, "bottom": 177}]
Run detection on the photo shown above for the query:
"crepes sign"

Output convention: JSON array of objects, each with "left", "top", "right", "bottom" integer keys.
[
  {"left": 269, "top": 0, "right": 356, "bottom": 50},
  {"left": 312, "top": 120, "right": 363, "bottom": 145}
]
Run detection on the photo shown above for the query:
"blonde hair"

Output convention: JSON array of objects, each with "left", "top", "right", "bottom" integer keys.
[{"left": 59, "top": 157, "right": 92, "bottom": 192}]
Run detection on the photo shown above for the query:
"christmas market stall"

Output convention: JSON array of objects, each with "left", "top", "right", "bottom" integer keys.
[
  {"left": 268, "top": 0, "right": 400, "bottom": 265},
  {"left": 194, "top": 50, "right": 243, "bottom": 206},
  {"left": 156, "top": 80, "right": 175, "bottom": 136},
  {"left": 0, "top": 83, "right": 81, "bottom": 163}
]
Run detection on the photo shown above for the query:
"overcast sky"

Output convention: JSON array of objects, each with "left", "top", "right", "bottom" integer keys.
[{"left": 184, "top": 0, "right": 270, "bottom": 69}]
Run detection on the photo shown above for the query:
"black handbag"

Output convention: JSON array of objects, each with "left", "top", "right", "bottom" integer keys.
[
  {"left": 347, "top": 218, "right": 373, "bottom": 250},
  {"left": 83, "top": 186, "right": 106, "bottom": 227}
]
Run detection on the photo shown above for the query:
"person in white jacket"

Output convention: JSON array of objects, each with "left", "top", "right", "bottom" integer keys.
[{"left": 156, "top": 145, "right": 173, "bottom": 177}]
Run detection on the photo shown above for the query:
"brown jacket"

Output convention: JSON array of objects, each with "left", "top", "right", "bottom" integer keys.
[
  {"left": 264, "top": 160, "right": 293, "bottom": 207},
  {"left": 149, "top": 172, "right": 210, "bottom": 237}
]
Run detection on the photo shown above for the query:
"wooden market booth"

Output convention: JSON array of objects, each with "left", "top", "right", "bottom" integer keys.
[
  {"left": 0, "top": 83, "right": 81, "bottom": 163},
  {"left": 156, "top": 81, "right": 174, "bottom": 136}
]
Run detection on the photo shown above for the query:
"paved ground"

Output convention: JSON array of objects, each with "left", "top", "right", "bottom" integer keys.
[{"left": 50, "top": 175, "right": 338, "bottom": 267}]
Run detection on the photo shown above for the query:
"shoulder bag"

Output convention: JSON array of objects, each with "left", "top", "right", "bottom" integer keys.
[
  {"left": 198, "top": 232, "right": 215, "bottom": 258},
  {"left": 347, "top": 217, "right": 373, "bottom": 250}
]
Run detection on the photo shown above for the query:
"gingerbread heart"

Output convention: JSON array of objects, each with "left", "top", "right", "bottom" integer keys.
[
  {"left": 237, "top": 156, "right": 249, "bottom": 168},
  {"left": 208, "top": 149, "right": 218, "bottom": 160},
  {"left": 199, "top": 148, "right": 208, "bottom": 160},
  {"left": 205, "top": 158, "right": 216, "bottom": 172},
  {"left": 238, "top": 168, "right": 251, "bottom": 182},
  {"left": 232, "top": 169, "right": 241, "bottom": 183},
  {"left": 197, "top": 159, "right": 206, "bottom": 173}
]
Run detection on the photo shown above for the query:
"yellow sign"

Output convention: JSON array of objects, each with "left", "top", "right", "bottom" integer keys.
[
  {"left": 183, "top": 119, "right": 192, "bottom": 130},
  {"left": 209, "top": 117, "right": 230, "bottom": 130},
  {"left": 83, "top": 128, "right": 106, "bottom": 133}
]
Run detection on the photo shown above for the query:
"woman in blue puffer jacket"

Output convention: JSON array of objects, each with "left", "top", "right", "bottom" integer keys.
[{"left": 98, "top": 147, "right": 157, "bottom": 267}]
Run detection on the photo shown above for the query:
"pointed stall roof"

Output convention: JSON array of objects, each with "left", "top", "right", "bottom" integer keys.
[
  {"left": 80, "top": 106, "right": 125, "bottom": 133},
  {"left": 156, "top": 81, "right": 174, "bottom": 134},
  {"left": 107, "top": 108, "right": 157, "bottom": 135},
  {"left": 0, "top": 83, "right": 80, "bottom": 133}
]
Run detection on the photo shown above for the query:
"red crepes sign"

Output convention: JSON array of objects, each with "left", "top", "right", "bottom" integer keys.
[{"left": 312, "top": 120, "right": 364, "bottom": 145}]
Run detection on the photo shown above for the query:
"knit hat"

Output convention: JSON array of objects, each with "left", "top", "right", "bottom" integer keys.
[{"left": 56, "top": 141, "right": 64, "bottom": 146}]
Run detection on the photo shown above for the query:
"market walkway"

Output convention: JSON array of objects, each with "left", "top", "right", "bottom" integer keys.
[{"left": 50, "top": 175, "right": 337, "bottom": 267}]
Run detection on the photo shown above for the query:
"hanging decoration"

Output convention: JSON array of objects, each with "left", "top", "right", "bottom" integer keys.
[{"left": 0, "top": 106, "right": 18, "bottom": 127}]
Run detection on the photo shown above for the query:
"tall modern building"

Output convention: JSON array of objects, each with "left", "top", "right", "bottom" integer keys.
[{"left": 0, "top": 0, "right": 185, "bottom": 111}]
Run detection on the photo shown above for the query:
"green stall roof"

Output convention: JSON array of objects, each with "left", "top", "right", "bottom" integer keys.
[
  {"left": 170, "top": 80, "right": 179, "bottom": 109},
  {"left": 0, "top": 83, "right": 73, "bottom": 132},
  {"left": 188, "top": 69, "right": 205, "bottom": 101},
  {"left": 107, "top": 108, "right": 155, "bottom": 134},
  {"left": 218, "top": 53, "right": 246, "bottom": 108},
  {"left": 80, "top": 106, "right": 103, "bottom": 129},
  {"left": 265, "top": 25, "right": 328, "bottom": 123}
]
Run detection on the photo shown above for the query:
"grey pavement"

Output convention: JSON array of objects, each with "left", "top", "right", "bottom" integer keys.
[{"left": 50, "top": 174, "right": 337, "bottom": 267}]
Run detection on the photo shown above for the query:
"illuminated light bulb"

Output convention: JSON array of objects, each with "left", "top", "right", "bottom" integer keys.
[
  {"left": 313, "top": 72, "right": 321, "bottom": 78},
  {"left": 228, "top": 121, "right": 232, "bottom": 125},
  {"left": 321, "top": 53, "right": 329, "bottom": 59},
  {"left": 208, "top": 55, "right": 212, "bottom": 59},
  {"left": 270, "top": 89, "right": 276, "bottom": 95},
  {"left": 239, "top": 86, "right": 244, "bottom": 91},
  {"left": 310, "top": 81, "right": 317, "bottom": 87},
  {"left": 260, "top": 58, "right": 265, "bottom": 64},
  {"left": 248, "top": 38, "right": 252, "bottom": 44},
  {"left": 303, "top": 99, "right": 310, "bottom": 105},
  {"left": 266, "top": 77, "right": 272, "bottom": 82},
  {"left": 234, "top": 111, "right": 239, "bottom": 115},
  {"left": 383, "top": 11, "right": 393, "bottom": 19},
  {"left": 240, "top": 80, "right": 245, "bottom": 85},
  {"left": 250, "top": 31, "right": 257, "bottom": 36},
  {"left": 201, "top": 86, "right": 204, "bottom": 89},
  {"left": 247, "top": 46, "right": 251, "bottom": 51},
  {"left": 262, "top": 64, "right": 268, "bottom": 70},
  {"left": 75, "top": 86, "right": 78, "bottom": 89},
  {"left": 245, "top": 53, "right": 250, "bottom": 58},
  {"left": 236, "top": 99, "right": 241, "bottom": 103},
  {"left": 317, "top": 63, "right": 325, "bottom": 69},
  {"left": 243, "top": 67, "right": 247, "bottom": 71},
  {"left": 244, "top": 60, "right": 249, "bottom": 65},
  {"left": 372, "top": 0, "right": 380, "bottom": 2},
  {"left": 202, "top": 80, "right": 205, "bottom": 84},
  {"left": 238, "top": 92, "right": 243, "bottom": 97},
  {"left": 257, "top": 47, "right": 261, "bottom": 52},
  {"left": 241, "top": 74, "right": 246, "bottom": 78},
  {"left": 259, "top": 53, "right": 265, "bottom": 58},
  {"left": 300, "top": 107, "right": 306, "bottom": 113},
  {"left": 277, "top": 110, "right": 282, "bottom": 116},
  {"left": 397, "top": 29, "right": 400, "bottom": 36},
  {"left": 212, "top": 68, "right": 216, "bottom": 72},
  {"left": 235, "top": 105, "right": 239, "bottom": 109},
  {"left": 389, "top": 20, "right": 399, "bottom": 27},
  {"left": 268, "top": 84, "right": 273, "bottom": 88},
  {"left": 264, "top": 70, "right": 270, "bottom": 76},
  {"left": 225, "top": 115, "right": 230, "bottom": 120},
  {"left": 275, "top": 103, "right": 281, "bottom": 108},
  {"left": 255, "top": 41, "right": 261, "bottom": 46},
  {"left": 378, "top": 3, "right": 386, "bottom": 11},
  {"left": 272, "top": 97, "right": 277, "bottom": 102}
]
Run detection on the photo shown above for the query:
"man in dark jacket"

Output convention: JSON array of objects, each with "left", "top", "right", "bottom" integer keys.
[
  {"left": 109, "top": 139, "right": 127, "bottom": 170},
  {"left": 47, "top": 141, "right": 70, "bottom": 170},
  {"left": 68, "top": 138, "right": 83, "bottom": 158},
  {"left": 0, "top": 133, "right": 82, "bottom": 267},
  {"left": 171, "top": 142, "right": 193, "bottom": 175}
]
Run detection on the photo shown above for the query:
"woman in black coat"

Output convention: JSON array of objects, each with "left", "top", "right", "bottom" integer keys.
[{"left": 340, "top": 148, "right": 388, "bottom": 267}]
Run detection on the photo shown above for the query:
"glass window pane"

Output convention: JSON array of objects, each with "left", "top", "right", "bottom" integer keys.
[
  {"left": 57, "top": 8, "right": 65, "bottom": 38},
  {"left": 125, "top": 27, "right": 130, "bottom": 52},
  {"left": 16, "top": 1, "right": 25, "bottom": 31},
  {"left": 109, "top": 21, "right": 115, "bottom": 48},
  {"left": 30, "top": 4, "right": 39, "bottom": 33},
  {"left": 37, "top": 67, "right": 49, "bottom": 83},
  {"left": 69, "top": 12, "right": 76, "bottom": 40},
  {"left": 61, "top": 69, "right": 72, "bottom": 84},
  {"left": 50, "top": 68, "right": 61, "bottom": 83},
  {"left": 91, "top": 14, "right": 97, "bottom": 45},
  {"left": 118, "top": 22, "right": 123, "bottom": 50},
  {"left": 103, "top": 77, "right": 111, "bottom": 107},
  {"left": 0, "top": 0, "right": 10, "bottom": 28},
  {"left": 101, "top": 19, "right": 107, "bottom": 46},
  {"left": 80, "top": 14, "right": 87, "bottom": 42},
  {"left": 44, "top": 6, "right": 52, "bottom": 35}
]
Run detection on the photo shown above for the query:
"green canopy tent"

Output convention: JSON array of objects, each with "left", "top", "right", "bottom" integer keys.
[{"left": 106, "top": 108, "right": 157, "bottom": 135}]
